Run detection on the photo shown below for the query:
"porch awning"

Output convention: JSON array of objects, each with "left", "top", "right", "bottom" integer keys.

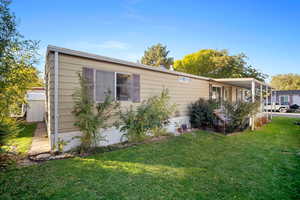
[{"left": 214, "top": 78, "right": 272, "bottom": 90}]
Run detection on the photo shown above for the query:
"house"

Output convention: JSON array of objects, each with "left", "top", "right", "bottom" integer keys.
[
  {"left": 271, "top": 90, "right": 300, "bottom": 106},
  {"left": 45, "top": 45, "right": 273, "bottom": 151}
]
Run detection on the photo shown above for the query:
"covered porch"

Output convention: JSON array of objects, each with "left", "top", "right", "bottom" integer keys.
[{"left": 215, "top": 78, "right": 274, "bottom": 130}]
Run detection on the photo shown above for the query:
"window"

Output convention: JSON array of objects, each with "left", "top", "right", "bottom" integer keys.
[
  {"left": 83, "top": 67, "right": 140, "bottom": 103},
  {"left": 95, "top": 70, "right": 115, "bottom": 102},
  {"left": 116, "top": 73, "right": 132, "bottom": 101},
  {"left": 280, "top": 95, "right": 289, "bottom": 105},
  {"left": 212, "top": 86, "right": 221, "bottom": 102}
]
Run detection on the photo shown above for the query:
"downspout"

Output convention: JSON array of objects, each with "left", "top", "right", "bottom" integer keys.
[{"left": 52, "top": 51, "right": 59, "bottom": 151}]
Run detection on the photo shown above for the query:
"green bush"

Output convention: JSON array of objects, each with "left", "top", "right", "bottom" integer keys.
[
  {"left": 223, "top": 101, "right": 259, "bottom": 133},
  {"left": 0, "top": 117, "right": 20, "bottom": 147},
  {"left": 72, "top": 73, "right": 120, "bottom": 153},
  {"left": 119, "top": 89, "right": 176, "bottom": 142},
  {"left": 188, "top": 98, "right": 218, "bottom": 128}
]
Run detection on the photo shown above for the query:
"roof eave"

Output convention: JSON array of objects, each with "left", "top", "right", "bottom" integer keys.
[{"left": 47, "top": 45, "right": 211, "bottom": 81}]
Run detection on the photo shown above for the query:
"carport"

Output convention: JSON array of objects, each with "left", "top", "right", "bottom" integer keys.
[{"left": 214, "top": 78, "right": 273, "bottom": 130}]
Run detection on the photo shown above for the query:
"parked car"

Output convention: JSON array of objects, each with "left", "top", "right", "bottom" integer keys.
[
  {"left": 289, "top": 104, "right": 300, "bottom": 113},
  {"left": 264, "top": 103, "right": 290, "bottom": 113},
  {"left": 290, "top": 104, "right": 300, "bottom": 110}
]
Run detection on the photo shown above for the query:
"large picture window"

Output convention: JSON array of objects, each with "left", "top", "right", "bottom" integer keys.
[
  {"left": 83, "top": 67, "right": 140, "bottom": 103},
  {"left": 280, "top": 95, "right": 289, "bottom": 105},
  {"left": 116, "top": 73, "right": 132, "bottom": 101}
]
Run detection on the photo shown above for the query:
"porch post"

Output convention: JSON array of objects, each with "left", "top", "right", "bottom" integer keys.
[
  {"left": 260, "top": 84, "right": 263, "bottom": 113},
  {"left": 270, "top": 87, "right": 273, "bottom": 120},
  {"left": 251, "top": 80, "right": 255, "bottom": 131}
]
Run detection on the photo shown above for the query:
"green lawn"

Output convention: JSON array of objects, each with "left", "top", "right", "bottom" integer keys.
[
  {"left": 2, "top": 122, "right": 37, "bottom": 155},
  {"left": 1, "top": 117, "right": 300, "bottom": 200}
]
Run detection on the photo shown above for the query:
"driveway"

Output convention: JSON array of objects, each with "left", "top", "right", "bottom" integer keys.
[{"left": 271, "top": 112, "right": 300, "bottom": 118}]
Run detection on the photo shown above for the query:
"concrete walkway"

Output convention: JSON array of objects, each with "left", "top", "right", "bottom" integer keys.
[
  {"left": 28, "top": 122, "right": 50, "bottom": 155},
  {"left": 272, "top": 113, "right": 300, "bottom": 118}
]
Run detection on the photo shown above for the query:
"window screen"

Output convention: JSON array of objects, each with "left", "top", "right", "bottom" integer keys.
[{"left": 95, "top": 70, "right": 115, "bottom": 102}]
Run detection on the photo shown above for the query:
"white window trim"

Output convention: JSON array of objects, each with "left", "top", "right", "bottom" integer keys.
[
  {"left": 115, "top": 72, "right": 132, "bottom": 102},
  {"left": 92, "top": 69, "right": 132, "bottom": 103},
  {"left": 279, "top": 95, "right": 289, "bottom": 104}
]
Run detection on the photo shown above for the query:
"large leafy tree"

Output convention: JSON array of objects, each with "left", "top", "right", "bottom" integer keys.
[
  {"left": 174, "top": 49, "right": 267, "bottom": 81},
  {"left": 0, "top": 0, "right": 40, "bottom": 141},
  {"left": 141, "top": 43, "right": 174, "bottom": 69},
  {"left": 271, "top": 74, "right": 300, "bottom": 90}
]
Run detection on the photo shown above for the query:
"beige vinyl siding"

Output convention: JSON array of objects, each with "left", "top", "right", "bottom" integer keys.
[
  {"left": 45, "top": 52, "right": 55, "bottom": 135},
  {"left": 57, "top": 54, "right": 210, "bottom": 133}
]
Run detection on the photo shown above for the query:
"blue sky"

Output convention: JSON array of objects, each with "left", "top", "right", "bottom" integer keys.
[{"left": 10, "top": 0, "right": 300, "bottom": 79}]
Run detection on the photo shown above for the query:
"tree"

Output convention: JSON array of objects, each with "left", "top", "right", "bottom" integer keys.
[
  {"left": 141, "top": 43, "right": 174, "bottom": 69},
  {"left": 271, "top": 74, "right": 300, "bottom": 90},
  {"left": 174, "top": 49, "right": 267, "bottom": 81},
  {"left": 0, "top": 0, "right": 40, "bottom": 143}
]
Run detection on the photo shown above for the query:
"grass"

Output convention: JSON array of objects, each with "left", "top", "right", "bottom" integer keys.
[
  {"left": 2, "top": 122, "right": 37, "bottom": 155},
  {"left": 1, "top": 117, "right": 300, "bottom": 200}
]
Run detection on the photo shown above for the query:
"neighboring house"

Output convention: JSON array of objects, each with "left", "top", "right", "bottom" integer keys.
[
  {"left": 271, "top": 90, "right": 300, "bottom": 106},
  {"left": 45, "top": 45, "right": 272, "bottom": 151}
]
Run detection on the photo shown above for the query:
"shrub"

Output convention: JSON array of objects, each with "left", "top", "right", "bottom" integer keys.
[
  {"left": 261, "top": 116, "right": 268, "bottom": 124},
  {"left": 254, "top": 118, "right": 263, "bottom": 128},
  {"left": 223, "top": 101, "right": 259, "bottom": 133},
  {"left": 188, "top": 98, "right": 218, "bottom": 128},
  {"left": 0, "top": 117, "right": 20, "bottom": 147},
  {"left": 119, "top": 89, "right": 176, "bottom": 142},
  {"left": 0, "top": 117, "right": 21, "bottom": 169},
  {"left": 72, "top": 73, "right": 120, "bottom": 153}
]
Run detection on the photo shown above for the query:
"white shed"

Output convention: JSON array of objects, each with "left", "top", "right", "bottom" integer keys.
[{"left": 26, "top": 89, "right": 46, "bottom": 122}]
